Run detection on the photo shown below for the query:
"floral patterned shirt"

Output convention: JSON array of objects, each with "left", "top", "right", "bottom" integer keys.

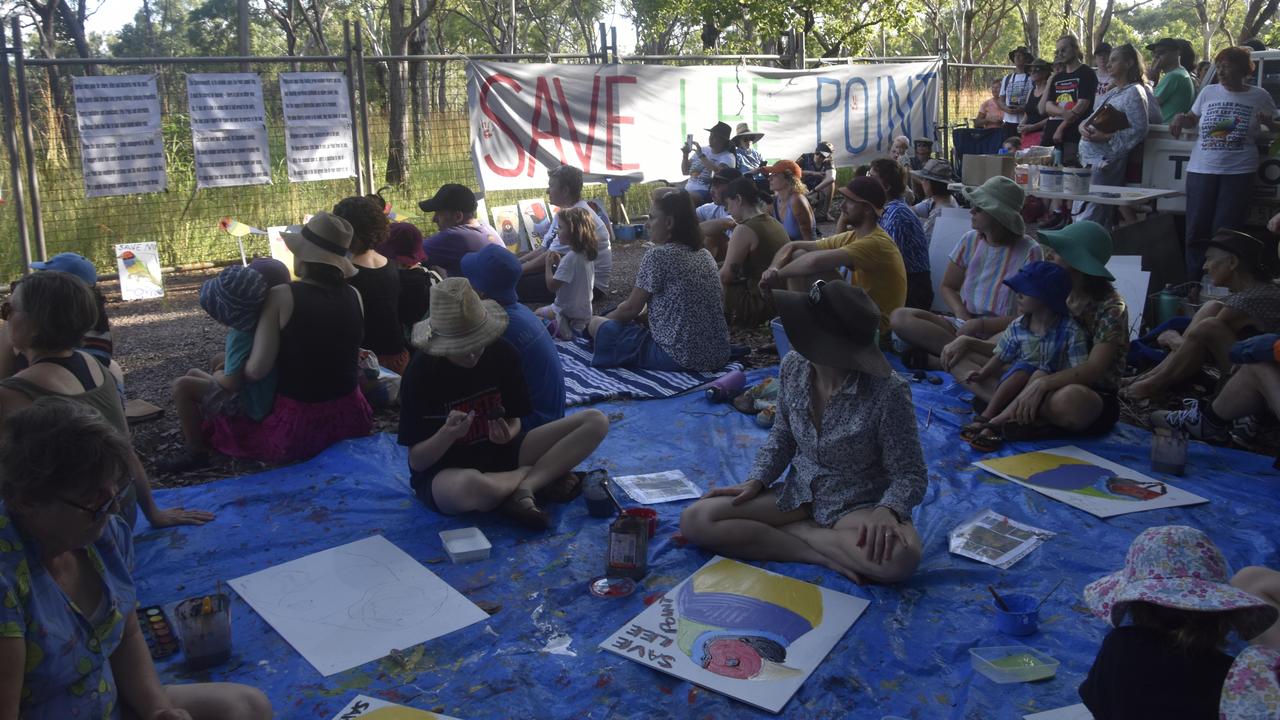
[
  {"left": 749, "top": 352, "right": 928, "bottom": 527},
  {"left": 635, "top": 243, "right": 730, "bottom": 372},
  {"left": 1067, "top": 288, "right": 1129, "bottom": 392},
  {"left": 0, "top": 508, "right": 134, "bottom": 718}
]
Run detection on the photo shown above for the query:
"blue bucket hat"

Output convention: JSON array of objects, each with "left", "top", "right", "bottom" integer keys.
[
  {"left": 30, "top": 252, "right": 97, "bottom": 286},
  {"left": 1003, "top": 260, "right": 1072, "bottom": 318},
  {"left": 461, "top": 244, "right": 520, "bottom": 306},
  {"left": 199, "top": 265, "right": 268, "bottom": 333}
]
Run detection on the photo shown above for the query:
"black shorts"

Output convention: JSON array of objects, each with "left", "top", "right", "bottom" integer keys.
[
  {"left": 410, "top": 432, "right": 528, "bottom": 513},
  {"left": 1080, "top": 390, "right": 1120, "bottom": 436}
]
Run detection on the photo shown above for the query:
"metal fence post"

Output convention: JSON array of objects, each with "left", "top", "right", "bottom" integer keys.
[
  {"left": 11, "top": 18, "right": 45, "bottom": 262},
  {"left": 941, "top": 45, "right": 950, "bottom": 161},
  {"left": 0, "top": 24, "right": 31, "bottom": 274},
  {"left": 343, "top": 20, "right": 364, "bottom": 195},
  {"left": 353, "top": 21, "right": 375, "bottom": 188}
]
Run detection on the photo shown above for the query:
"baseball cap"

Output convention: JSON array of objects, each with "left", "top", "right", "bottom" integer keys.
[
  {"left": 419, "top": 184, "right": 478, "bottom": 214},
  {"left": 30, "top": 252, "right": 97, "bottom": 285}
]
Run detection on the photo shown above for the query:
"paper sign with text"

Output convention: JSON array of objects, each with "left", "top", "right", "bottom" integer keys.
[{"left": 73, "top": 75, "right": 161, "bottom": 137}]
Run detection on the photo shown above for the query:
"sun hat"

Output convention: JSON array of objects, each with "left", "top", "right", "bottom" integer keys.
[
  {"left": 913, "top": 138, "right": 934, "bottom": 148},
  {"left": 1195, "top": 228, "right": 1280, "bottom": 278},
  {"left": 411, "top": 277, "right": 509, "bottom": 357},
  {"left": 772, "top": 280, "right": 891, "bottom": 377},
  {"left": 199, "top": 264, "right": 268, "bottom": 333},
  {"left": 1220, "top": 646, "right": 1280, "bottom": 720},
  {"left": 705, "top": 121, "right": 732, "bottom": 139},
  {"left": 248, "top": 257, "right": 291, "bottom": 288},
  {"left": 815, "top": 141, "right": 834, "bottom": 157},
  {"left": 962, "top": 176, "right": 1026, "bottom": 236},
  {"left": 30, "top": 252, "right": 97, "bottom": 286},
  {"left": 1083, "top": 525, "right": 1279, "bottom": 640},
  {"left": 709, "top": 168, "right": 743, "bottom": 186},
  {"left": 837, "top": 177, "right": 886, "bottom": 213},
  {"left": 915, "top": 158, "right": 956, "bottom": 184},
  {"left": 1146, "top": 38, "right": 1182, "bottom": 53},
  {"left": 1036, "top": 220, "right": 1115, "bottom": 280},
  {"left": 1028, "top": 57, "right": 1053, "bottom": 73},
  {"left": 419, "top": 184, "right": 478, "bottom": 214},
  {"left": 377, "top": 222, "right": 427, "bottom": 266},
  {"left": 281, "top": 211, "right": 357, "bottom": 278},
  {"left": 461, "top": 244, "right": 521, "bottom": 307},
  {"left": 1002, "top": 260, "right": 1072, "bottom": 317},
  {"left": 731, "top": 122, "right": 765, "bottom": 143},
  {"left": 760, "top": 160, "right": 802, "bottom": 180},
  {"left": 1008, "top": 45, "right": 1032, "bottom": 61}
]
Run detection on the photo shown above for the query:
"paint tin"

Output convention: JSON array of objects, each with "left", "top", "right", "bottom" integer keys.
[
  {"left": 621, "top": 508, "right": 658, "bottom": 538},
  {"left": 1151, "top": 428, "right": 1188, "bottom": 475},
  {"left": 992, "top": 593, "right": 1039, "bottom": 636},
  {"left": 1062, "top": 166, "right": 1092, "bottom": 194},
  {"left": 582, "top": 470, "right": 615, "bottom": 518},
  {"left": 1036, "top": 167, "right": 1064, "bottom": 193},
  {"left": 589, "top": 575, "right": 636, "bottom": 598}
]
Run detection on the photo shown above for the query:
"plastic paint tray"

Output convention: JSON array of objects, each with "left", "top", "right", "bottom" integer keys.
[
  {"left": 438, "top": 527, "right": 492, "bottom": 563},
  {"left": 969, "top": 646, "right": 1059, "bottom": 684}
]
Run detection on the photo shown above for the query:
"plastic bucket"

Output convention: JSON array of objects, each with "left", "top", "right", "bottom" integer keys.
[
  {"left": 992, "top": 593, "right": 1039, "bottom": 636},
  {"left": 771, "top": 317, "right": 791, "bottom": 358},
  {"left": 614, "top": 224, "right": 637, "bottom": 242},
  {"left": 1062, "top": 167, "right": 1092, "bottom": 194},
  {"left": 1037, "top": 168, "right": 1064, "bottom": 192}
]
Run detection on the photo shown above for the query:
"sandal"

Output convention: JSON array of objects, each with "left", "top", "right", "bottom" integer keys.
[
  {"left": 967, "top": 427, "right": 1004, "bottom": 453},
  {"left": 959, "top": 418, "right": 990, "bottom": 443},
  {"left": 500, "top": 488, "right": 552, "bottom": 530},
  {"left": 536, "top": 472, "right": 584, "bottom": 504}
]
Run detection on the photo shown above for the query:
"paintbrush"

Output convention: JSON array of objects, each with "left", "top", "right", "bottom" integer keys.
[
  {"left": 1035, "top": 579, "right": 1066, "bottom": 611},
  {"left": 604, "top": 478, "right": 625, "bottom": 515},
  {"left": 988, "top": 585, "right": 1010, "bottom": 612}
]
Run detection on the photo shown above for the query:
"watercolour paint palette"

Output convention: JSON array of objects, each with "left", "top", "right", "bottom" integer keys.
[{"left": 600, "top": 556, "right": 868, "bottom": 714}]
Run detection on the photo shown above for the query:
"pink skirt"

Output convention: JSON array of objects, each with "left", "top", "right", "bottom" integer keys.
[{"left": 205, "top": 388, "right": 373, "bottom": 463}]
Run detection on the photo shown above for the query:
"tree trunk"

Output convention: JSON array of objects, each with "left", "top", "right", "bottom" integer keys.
[
  {"left": 1239, "top": 0, "right": 1279, "bottom": 41},
  {"left": 1084, "top": 0, "right": 1095, "bottom": 57}
]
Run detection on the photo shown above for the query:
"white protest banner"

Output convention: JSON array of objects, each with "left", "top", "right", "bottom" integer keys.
[
  {"left": 279, "top": 72, "right": 352, "bottom": 126},
  {"left": 193, "top": 127, "right": 272, "bottom": 188},
  {"left": 73, "top": 75, "right": 161, "bottom": 137},
  {"left": 187, "top": 73, "right": 267, "bottom": 129},
  {"left": 466, "top": 60, "right": 940, "bottom": 192},
  {"left": 284, "top": 124, "right": 356, "bottom": 181},
  {"left": 80, "top": 132, "right": 167, "bottom": 198}
]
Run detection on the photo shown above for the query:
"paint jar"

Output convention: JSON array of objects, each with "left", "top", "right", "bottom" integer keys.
[
  {"left": 175, "top": 593, "right": 233, "bottom": 670},
  {"left": 1151, "top": 428, "right": 1188, "bottom": 476},
  {"left": 1037, "top": 167, "right": 1064, "bottom": 193},
  {"left": 992, "top": 593, "right": 1039, "bottom": 636},
  {"left": 1062, "top": 167, "right": 1092, "bottom": 194},
  {"left": 606, "top": 511, "right": 649, "bottom": 580},
  {"left": 582, "top": 470, "right": 615, "bottom": 519},
  {"left": 705, "top": 370, "right": 747, "bottom": 402},
  {"left": 621, "top": 508, "right": 658, "bottom": 538}
]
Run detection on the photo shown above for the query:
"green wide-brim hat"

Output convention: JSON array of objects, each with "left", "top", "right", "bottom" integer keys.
[
  {"left": 962, "top": 176, "right": 1026, "bottom": 237},
  {"left": 1036, "top": 220, "right": 1115, "bottom": 280}
]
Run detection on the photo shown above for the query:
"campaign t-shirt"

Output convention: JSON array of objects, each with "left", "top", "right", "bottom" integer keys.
[
  {"left": 551, "top": 249, "right": 595, "bottom": 330},
  {"left": 397, "top": 338, "right": 533, "bottom": 470},
  {"left": 1044, "top": 65, "right": 1099, "bottom": 145},
  {"left": 1000, "top": 72, "right": 1034, "bottom": 123},
  {"left": 1188, "top": 83, "right": 1278, "bottom": 175},
  {"left": 423, "top": 223, "right": 505, "bottom": 278}
]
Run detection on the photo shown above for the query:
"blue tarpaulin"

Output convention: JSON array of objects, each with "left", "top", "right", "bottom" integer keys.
[{"left": 135, "top": 367, "right": 1280, "bottom": 719}]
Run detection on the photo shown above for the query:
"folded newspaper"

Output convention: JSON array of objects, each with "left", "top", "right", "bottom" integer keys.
[{"left": 949, "top": 509, "right": 1055, "bottom": 569}]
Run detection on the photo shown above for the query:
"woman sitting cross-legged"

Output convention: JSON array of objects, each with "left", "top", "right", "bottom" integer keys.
[
  {"left": 398, "top": 277, "right": 609, "bottom": 530},
  {"left": 680, "top": 281, "right": 928, "bottom": 584},
  {"left": 0, "top": 397, "right": 271, "bottom": 719}
]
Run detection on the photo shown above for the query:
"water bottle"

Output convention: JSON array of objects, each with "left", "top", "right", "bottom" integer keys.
[
  {"left": 704, "top": 370, "right": 747, "bottom": 402},
  {"left": 1156, "top": 285, "right": 1181, "bottom": 325}
]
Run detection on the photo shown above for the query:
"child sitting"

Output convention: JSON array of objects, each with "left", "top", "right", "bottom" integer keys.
[
  {"left": 1079, "top": 525, "right": 1279, "bottom": 719},
  {"left": 889, "top": 135, "right": 911, "bottom": 169},
  {"left": 535, "top": 207, "right": 597, "bottom": 340},
  {"left": 961, "top": 261, "right": 1087, "bottom": 451},
  {"left": 158, "top": 264, "right": 279, "bottom": 472}
]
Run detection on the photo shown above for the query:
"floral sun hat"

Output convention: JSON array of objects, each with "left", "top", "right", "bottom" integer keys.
[
  {"left": 1220, "top": 646, "right": 1280, "bottom": 720},
  {"left": 1083, "top": 526, "right": 1278, "bottom": 640}
]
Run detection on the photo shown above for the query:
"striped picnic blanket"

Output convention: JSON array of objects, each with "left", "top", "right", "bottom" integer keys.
[{"left": 556, "top": 338, "right": 743, "bottom": 407}]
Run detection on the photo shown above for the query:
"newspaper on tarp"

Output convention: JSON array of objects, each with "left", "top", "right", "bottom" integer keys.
[{"left": 948, "top": 509, "right": 1055, "bottom": 569}]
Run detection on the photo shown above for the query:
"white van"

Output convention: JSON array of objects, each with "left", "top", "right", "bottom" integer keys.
[{"left": 1139, "top": 49, "right": 1280, "bottom": 223}]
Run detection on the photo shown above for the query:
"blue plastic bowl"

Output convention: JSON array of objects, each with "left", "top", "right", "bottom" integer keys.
[{"left": 993, "top": 593, "right": 1039, "bottom": 636}]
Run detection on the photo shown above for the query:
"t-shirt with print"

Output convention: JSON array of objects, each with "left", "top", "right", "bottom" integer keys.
[
  {"left": 397, "top": 338, "right": 533, "bottom": 471},
  {"left": 543, "top": 199, "right": 614, "bottom": 291},
  {"left": 635, "top": 243, "right": 730, "bottom": 371},
  {"left": 1001, "top": 72, "right": 1034, "bottom": 123},
  {"left": 815, "top": 227, "right": 907, "bottom": 335},
  {"left": 687, "top": 148, "right": 736, "bottom": 194},
  {"left": 1224, "top": 282, "right": 1280, "bottom": 333},
  {"left": 1068, "top": 288, "right": 1129, "bottom": 391},
  {"left": 1154, "top": 67, "right": 1195, "bottom": 123},
  {"left": 1044, "top": 65, "right": 1099, "bottom": 145},
  {"left": 224, "top": 328, "right": 276, "bottom": 421},
  {"left": 947, "top": 230, "right": 1044, "bottom": 317},
  {"left": 423, "top": 224, "right": 505, "bottom": 278},
  {"left": 550, "top": 249, "right": 594, "bottom": 330},
  {"left": 878, "top": 199, "right": 931, "bottom": 274},
  {"left": 0, "top": 509, "right": 135, "bottom": 719},
  {"left": 1188, "top": 84, "right": 1278, "bottom": 175}
]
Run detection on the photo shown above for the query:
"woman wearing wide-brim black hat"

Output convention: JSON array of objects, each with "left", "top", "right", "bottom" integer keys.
[{"left": 680, "top": 280, "right": 928, "bottom": 584}]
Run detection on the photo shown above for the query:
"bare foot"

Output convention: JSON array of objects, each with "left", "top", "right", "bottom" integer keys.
[{"left": 1121, "top": 377, "right": 1163, "bottom": 401}]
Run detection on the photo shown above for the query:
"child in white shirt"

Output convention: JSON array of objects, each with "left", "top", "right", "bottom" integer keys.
[{"left": 536, "top": 207, "right": 597, "bottom": 339}]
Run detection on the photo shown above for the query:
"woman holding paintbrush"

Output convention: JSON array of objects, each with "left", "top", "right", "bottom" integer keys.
[{"left": 0, "top": 397, "right": 272, "bottom": 719}]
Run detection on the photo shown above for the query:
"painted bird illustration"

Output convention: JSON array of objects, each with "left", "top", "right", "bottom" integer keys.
[
  {"left": 1208, "top": 115, "right": 1240, "bottom": 138},
  {"left": 118, "top": 250, "right": 160, "bottom": 286}
]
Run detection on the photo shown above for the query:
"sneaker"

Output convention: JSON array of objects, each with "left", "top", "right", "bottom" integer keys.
[
  {"left": 1149, "top": 399, "right": 1228, "bottom": 441},
  {"left": 1229, "top": 414, "right": 1261, "bottom": 448}
]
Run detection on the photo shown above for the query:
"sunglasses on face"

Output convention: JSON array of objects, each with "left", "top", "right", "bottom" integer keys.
[
  {"left": 60, "top": 484, "right": 130, "bottom": 523},
  {"left": 0, "top": 300, "right": 11, "bottom": 322}
]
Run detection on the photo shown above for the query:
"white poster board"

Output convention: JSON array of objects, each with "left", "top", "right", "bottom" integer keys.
[
  {"left": 80, "top": 133, "right": 167, "bottom": 198},
  {"left": 114, "top": 242, "right": 164, "bottom": 300},
  {"left": 229, "top": 535, "right": 488, "bottom": 677},
  {"left": 186, "top": 73, "right": 267, "bottom": 129},
  {"left": 975, "top": 446, "right": 1209, "bottom": 518},
  {"left": 1105, "top": 255, "right": 1149, "bottom": 339},
  {"left": 279, "top": 72, "right": 352, "bottom": 125},
  {"left": 600, "top": 557, "right": 868, "bottom": 714},
  {"left": 928, "top": 206, "right": 970, "bottom": 312},
  {"left": 330, "top": 695, "right": 463, "bottom": 719},
  {"left": 284, "top": 124, "right": 356, "bottom": 182},
  {"left": 267, "top": 226, "right": 298, "bottom": 279},
  {"left": 73, "top": 75, "right": 161, "bottom": 136},
  {"left": 193, "top": 128, "right": 272, "bottom": 188}
]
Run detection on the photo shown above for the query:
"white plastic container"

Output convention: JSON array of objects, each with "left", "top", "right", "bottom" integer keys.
[
  {"left": 970, "top": 646, "right": 1059, "bottom": 683},
  {"left": 1062, "top": 167, "right": 1092, "bottom": 194},
  {"left": 439, "top": 527, "right": 492, "bottom": 563},
  {"left": 1037, "top": 167, "right": 1064, "bottom": 193}
]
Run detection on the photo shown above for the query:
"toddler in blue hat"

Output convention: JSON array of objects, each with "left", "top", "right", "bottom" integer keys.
[{"left": 960, "top": 260, "right": 1088, "bottom": 451}]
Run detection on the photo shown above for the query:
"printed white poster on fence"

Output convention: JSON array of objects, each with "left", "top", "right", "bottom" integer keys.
[
  {"left": 72, "top": 75, "right": 161, "bottom": 136},
  {"left": 193, "top": 127, "right": 272, "bottom": 188},
  {"left": 80, "top": 132, "right": 167, "bottom": 198},
  {"left": 187, "top": 73, "right": 267, "bottom": 129},
  {"left": 466, "top": 60, "right": 940, "bottom": 192},
  {"left": 279, "top": 72, "right": 352, "bottom": 126},
  {"left": 285, "top": 124, "right": 356, "bottom": 182},
  {"left": 114, "top": 242, "right": 164, "bottom": 300}
]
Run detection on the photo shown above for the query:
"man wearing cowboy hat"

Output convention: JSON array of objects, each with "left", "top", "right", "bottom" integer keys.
[
  {"left": 999, "top": 47, "right": 1035, "bottom": 138},
  {"left": 681, "top": 121, "right": 736, "bottom": 204}
]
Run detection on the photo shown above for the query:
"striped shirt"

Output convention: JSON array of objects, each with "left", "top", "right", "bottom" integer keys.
[
  {"left": 947, "top": 230, "right": 1043, "bottom": 317},
  {"left": 879, "top": 199, "right": 931, "bottom": 274}
]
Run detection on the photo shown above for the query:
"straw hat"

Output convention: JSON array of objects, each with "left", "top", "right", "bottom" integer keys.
[
  {"left": 281, "top": 212, "right": 357, "bottom": 278},
  {"left": 772, "top": 280, "right": 891, "bottom": 377},
  {"left": 1219, "top": 646, "right": 1280, "bottom": 720},
  {"left": 1036, "top": 220, "right": 1115, "bottom": 280},
  {"left": 731, "top": 122, "right": 765, "bottom": 143},
  {"left": 411, "top": 277, "right": 509, "bottom": 357},
  {"left": 962, "top": 176, "right": 1026, "bottom": 236},
  {"left": 1083, "top": 525, "right": 1279, "bottom": 640}
]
